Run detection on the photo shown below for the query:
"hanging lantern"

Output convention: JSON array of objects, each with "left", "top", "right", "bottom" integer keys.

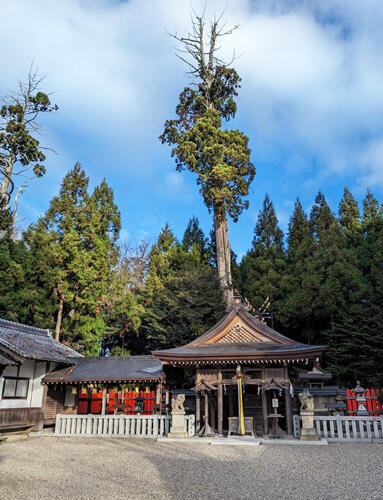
[
  {"left": 145, "top": 386, "right": 150, "bottom": 393},
  {"left": 80, "top": 386, "right": 87, "bottom": 395},
  {"left": 135, "top": 386, "right": 139, "bottom": 393},
  {"left": 112, "top": 386, "right": 118, "bottom": 393},
  {"left": 71, "top": 386, "right": 77, "bottom": 395}
]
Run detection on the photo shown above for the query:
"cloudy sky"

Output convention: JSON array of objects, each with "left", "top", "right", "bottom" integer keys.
[{"left": 1, "top": 0, "right": 382, "bottom": 257}]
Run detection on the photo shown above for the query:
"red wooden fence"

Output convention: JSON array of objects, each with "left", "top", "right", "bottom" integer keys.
[
  {"left": 346, "top": 388, "right": 382, "bottom": 416},
  {"left": 77, "top": 390, "right": 156, "bottom": 415}
]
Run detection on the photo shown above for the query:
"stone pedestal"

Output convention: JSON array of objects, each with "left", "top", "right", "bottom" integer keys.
[
  {"left": 168, "top": 412, "right": 188, "bottom": 438},
  {"left": 300, "top": 410, "right": 319, "bottom": 441}
]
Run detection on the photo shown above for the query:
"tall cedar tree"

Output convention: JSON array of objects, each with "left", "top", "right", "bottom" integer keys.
[
  {"left": 160, "top": 13, "right": 255, "bottom": 307},
  {"left": 304, "top": 192, "right": 364, "bottom": 342},
  {"left": 279, "top": 198, "right": 313, "bottom": 342},
  {"left": 239, "top": 194, "right": 285, "bottom": 315},
  {"left": 24, "top": 164, "right": 136, "bottom": 355},
  {"left": 137, "top": 220, "right": 225, "bottom": 352}
]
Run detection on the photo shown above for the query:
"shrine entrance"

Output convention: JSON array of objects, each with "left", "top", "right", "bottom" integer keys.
[{"left": 193, "top": 365, "right": 293, "bottom": 438}]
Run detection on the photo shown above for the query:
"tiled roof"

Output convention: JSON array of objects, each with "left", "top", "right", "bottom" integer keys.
[
  {"left": 0, "top": 350, "right": 18, "bottom": 366},
  {"left": 153, "top": 304, "right": 327, "bottom": 363},
  {"left": 0, "top": 318, "right": 82, "bottom": 364},
  {"left": 43, "top": 355, "right": 163, "bottom": 384}
]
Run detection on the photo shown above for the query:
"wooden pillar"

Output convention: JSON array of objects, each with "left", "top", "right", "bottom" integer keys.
[
  {"left": 38, "top": 384, "right": 48, "bottom": 431},
  {"left": 204, "top": 391, "right": 209, "bottom": 436},
  {"left": 217, "top": 372, "right": 223, "bottom": 436},
  {"left": 285, "top": 387, "right": 293, "bottom": 436},
  {"left": 101, "top": 388, "right": 107, "bottom": 415},
  {"left": 229, "top": 384, "right": 234, "bottom": 417},
  {"left": 196, "top": 391, "right": 201, "bottom": 433},
  {"left": 262, "top": 389, "right": 268, "bottom": 436},
  {"left": 165, "top": 387, "right": 170, "bottom": 415}
]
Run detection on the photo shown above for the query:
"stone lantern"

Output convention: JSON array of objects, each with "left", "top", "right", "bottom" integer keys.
[{"left": 352, "top": 381, "right": 369, "bottom": 416}]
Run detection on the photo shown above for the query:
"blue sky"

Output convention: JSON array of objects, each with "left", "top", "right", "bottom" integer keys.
[{"left": 1, "top": 0, "right": 383, "bottom": 259}]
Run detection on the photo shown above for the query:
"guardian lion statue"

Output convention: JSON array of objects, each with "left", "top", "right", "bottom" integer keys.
[
  {"left": 299, "top": 390, "right": 315, "bottom": 411},
  {"left": 171, "top": 394, "right": 185, "bottom": 413}
]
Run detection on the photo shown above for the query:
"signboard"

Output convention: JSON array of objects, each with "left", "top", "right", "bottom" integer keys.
[{"left": 272, "top": 398, "right": 279, "bottom": 408}]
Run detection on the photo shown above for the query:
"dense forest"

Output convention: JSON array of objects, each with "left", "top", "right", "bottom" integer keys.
[{"left": 0, "top": 164, "right": 382, "bottom": 386}]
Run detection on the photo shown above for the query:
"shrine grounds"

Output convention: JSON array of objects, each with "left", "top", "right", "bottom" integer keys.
[{"left": 0, "top": 437, "right": 382, "bottom": 499}]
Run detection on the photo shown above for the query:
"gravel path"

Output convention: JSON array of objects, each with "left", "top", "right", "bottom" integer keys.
[{"left": 0, "top": 437, "right": 382, "bottom": 499}]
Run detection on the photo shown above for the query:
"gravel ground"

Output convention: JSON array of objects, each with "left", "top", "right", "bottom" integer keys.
[{"left": 0, "top": 437, "right": 382, "bottom": 500}]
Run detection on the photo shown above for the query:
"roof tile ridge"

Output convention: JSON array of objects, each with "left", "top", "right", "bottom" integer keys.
[
  {"left": 0, "top": 317, "right": 51, "bottom": 337},
  {"left": 239, "top": 308, "right": 297, "bottom": 344}
]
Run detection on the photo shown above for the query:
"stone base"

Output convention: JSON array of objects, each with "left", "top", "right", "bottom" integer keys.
[
  {"left": 168, "top": 432, "right": 189, "bottom": 439},
  {"left": 168, "top": 413, "right": 188, "bottom": 439},
  {"left": 301, "top": 428, "right": 319, "bottom": 441}
]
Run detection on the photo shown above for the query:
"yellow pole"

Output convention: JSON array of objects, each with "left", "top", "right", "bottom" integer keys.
[{"left": 238, "top": 378, "right": 245, "bottom": 435}]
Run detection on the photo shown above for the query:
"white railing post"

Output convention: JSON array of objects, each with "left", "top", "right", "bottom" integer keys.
[{"left": 153, "top": 415, "right": 159, "bottom": 437}]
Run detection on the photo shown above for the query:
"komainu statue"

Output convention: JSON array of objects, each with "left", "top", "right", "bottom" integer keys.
[
  {"left": 171, "top": 394, "right": 185, "bottom": 413},
  {"left": 299, "top": 390, "right": 315, "bottom": 411}
]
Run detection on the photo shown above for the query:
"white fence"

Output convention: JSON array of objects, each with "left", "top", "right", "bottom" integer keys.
[
  {"left": 55, "top": 414, "right": 195, "bottom": 438},
  {"left": 293, "top": 415, "right": 383, "bottom": 442}
]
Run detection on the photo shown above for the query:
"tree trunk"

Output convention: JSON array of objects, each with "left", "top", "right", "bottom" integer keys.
[
  {"left": 0, "top": 156, "right": 15, "bottom": 209},
  {"left": 214, "top": 207, "right": 233, "bottom": 309},
  {"left": 55, "top": 297, "right": 64, "bottom": 342}
]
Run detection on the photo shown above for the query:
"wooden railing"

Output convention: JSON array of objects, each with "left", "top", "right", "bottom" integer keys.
[
  {"left": 55, "top": 414, "right": 195, "bottom": 438},
  {"left": 293, "top": 415, "right": 383, "bottom": 442}
]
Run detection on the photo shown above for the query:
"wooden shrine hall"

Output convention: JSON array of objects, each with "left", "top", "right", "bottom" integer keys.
[{"left": 154, "top": 295, "right": 326, "bottom": 438}]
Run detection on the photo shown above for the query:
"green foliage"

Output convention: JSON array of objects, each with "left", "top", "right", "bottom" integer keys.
[
  {"left": 0, "top": 209, "right": 30, "bottom": 321},
  {"left": 238, "top": 190, "right": 382, "bottom": 386},
  {"left": 161, "top": 108, "right": 254, "bottom": 221},
  {"left": 0, "top": 72, "right": 58, "bottom": 207},
  {"left": 239, "top": 194, "right": 285, "bottom": 311},
  {"left": 137, "top": 220, "right": 226, "bottom": 352},
  {"left": 23, "top": 164, "right": 140, "bottom": 356}
]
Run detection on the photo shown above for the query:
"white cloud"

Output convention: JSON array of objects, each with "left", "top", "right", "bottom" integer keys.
[{"left": 0, "top": 0, "right": 383, "bottom": 197}]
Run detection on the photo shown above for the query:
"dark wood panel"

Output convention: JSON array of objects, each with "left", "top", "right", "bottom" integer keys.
[
  {"left": 0, "top": 407, "right": 41, "bottom": 430},
  {"left": 44, "top": 388, "right": 66, "bottom": 423}
]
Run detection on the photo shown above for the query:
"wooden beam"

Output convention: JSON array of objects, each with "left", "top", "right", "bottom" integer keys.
[
  {"left": 285, "top": 387, "right": 293, "bottom": 436},
  {"left": 229, "top": 385, "right": 234, "bottom": 417},
  {"left": 196, "top": 390, "right": 201, "bottom": 433},
  {"left": 204, "top": 391, "right": 209, "bottom": 436},
  {"left": 262, "top": 388, "right": 268, "bottom": 436},
  {"left": 217, "top": 370, "right": 223, "bottom": 436}
]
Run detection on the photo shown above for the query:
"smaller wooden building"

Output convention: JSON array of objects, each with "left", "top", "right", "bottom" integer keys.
[
  {"left": 0, "top": 318, "right": 82, "bottom": 433},
  {"left": 42, "top": 356, "right": 166, "bottom": 416},
  {"left": 154, "top": 298, "right": 326, "bottom": 437}
]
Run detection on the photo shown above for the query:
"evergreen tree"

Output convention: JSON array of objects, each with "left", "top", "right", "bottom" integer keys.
[
  {"left": 279, "top": 198, "right": 313, "bottom": 342},
  {"left": 182, "top": 216, "right": 209, "bottom": 263},
  {"left": 160, "top": 13, "right": 255, "bottom": 307},
  {"left": 304, "top": 192, "right": 364, "bottom": 341},
  {"left": 239, "top": 195, "right": 285, "bottom": 314},
  {"left": 0, "top": 69, "right": 58, "bottom": 217},
  {"left": 339, "top": 187, "right": 361, "bottom": 233},
  {"left": 24, "top": 164, "right": 137, "bottom": 356},
  {"left": 0, "top": 209, "right": 30, "bottom": 321},
  {"left": 138, "top": 221, "right": 226, "bottom": 352}
]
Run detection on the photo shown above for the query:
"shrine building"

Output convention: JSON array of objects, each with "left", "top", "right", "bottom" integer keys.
[{"left": 153, "top": 294, "right": 326, "bottom": 437}]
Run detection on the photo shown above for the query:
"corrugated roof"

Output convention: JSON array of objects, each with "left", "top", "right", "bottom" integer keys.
[
  {"left": 0, "top": 318, "right": 82, "bottom": 363},
  {"left": 43, "top": 355, "right": 163, "bottom": 384}
]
